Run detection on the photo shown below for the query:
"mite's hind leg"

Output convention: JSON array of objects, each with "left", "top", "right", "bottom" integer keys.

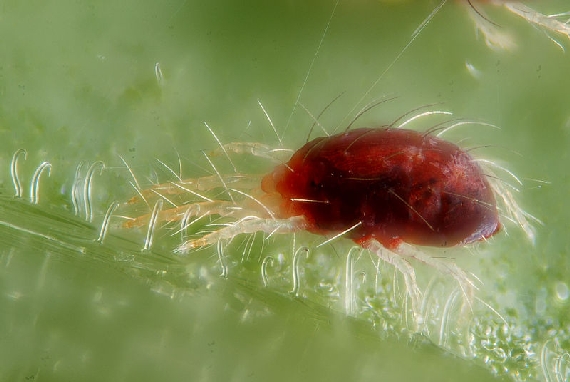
[
  {"left": 395, "top": 243, "right": 477, "bottom": 316},
  {"left": 176, "top": 216, "right": 307, "bottom": 253},
  {"left": 361, "top": 240, "right": 424, "bottom": 327},
  {"left": 122, "top": 200, "right": 244, "bottom": 229}
]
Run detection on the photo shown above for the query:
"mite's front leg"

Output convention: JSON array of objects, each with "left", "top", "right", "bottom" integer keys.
[
  {"left": 122, "top": 200, "right": 241, "bottom": 229},
  {"left": 176, "top": 216, "right": 307, "bottom": 253}
]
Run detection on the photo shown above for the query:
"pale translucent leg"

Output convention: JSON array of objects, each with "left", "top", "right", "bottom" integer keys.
[
  {"left": 123, "top": 200, "right": 242, "bottom": 228},
  {"left": 396, "top": 243, "right": 476, "bottom": 315},
  {"left": 128, "top": 174, "right": 261, "bottom": 203},
  {"left": 502, "top": 2, "right": 570, "bottom": 42},
  {"left": 365, "top": 239, "right": 478, "bottom": 328},
  {"left": 461, "top": 1, "right": 516, "bottom": 50},
  {"left": 363, "top": 240, "right": 424, "bottom": 325},
  {"left": 489, "top": 177, "right": 539, "bottom": 245},
  {"left": 479, "top": 162, "right": 540, "bottom": 244},
  {"left": 176, "top": 216, "right": 307, "bottom": 254},
  {"left": 209, "top": 142, "right": 293, "bottom": 163},
  {"left": 463, "top": 0, "right": 570, "bottom": 50}
]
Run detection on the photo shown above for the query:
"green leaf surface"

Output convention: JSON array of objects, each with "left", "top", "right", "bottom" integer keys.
[{"left": 1, "top": 1, "right": 569, "bottom": 381}]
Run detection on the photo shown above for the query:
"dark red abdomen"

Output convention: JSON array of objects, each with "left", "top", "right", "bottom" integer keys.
[{"left": 263, "top": 127, "right": 500, "bottom": 249}]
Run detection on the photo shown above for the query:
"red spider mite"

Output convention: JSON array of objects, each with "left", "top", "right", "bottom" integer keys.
[
  {"left": 124, "top": 125, "right": 500, "bottom": 253},
  {"left": 121, "top": 121, "right": 510, "bottom": 320},
  {"left": 261, "top": 127, "right": 501, "bottom": 252},
  {"left": 117, "top": 1, "right": 538, "bottom": 321}
]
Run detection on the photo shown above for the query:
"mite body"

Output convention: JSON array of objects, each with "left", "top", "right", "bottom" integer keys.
[
  {"left": 262, "top": 127, "right": 500, "bottom": 250},
  {"left": 122, "top": 124, "right": 533, "bottom": 324}
]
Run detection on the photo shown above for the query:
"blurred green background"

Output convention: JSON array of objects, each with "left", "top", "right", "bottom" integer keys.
[{"left": 1, "top": 0, "right": 569, "bottom": 381}]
